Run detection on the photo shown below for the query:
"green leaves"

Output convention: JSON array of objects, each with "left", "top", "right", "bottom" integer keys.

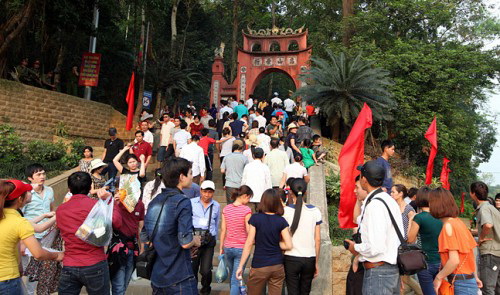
[{"left": 295, "top": 50, "right": 396, "bottom": 127}]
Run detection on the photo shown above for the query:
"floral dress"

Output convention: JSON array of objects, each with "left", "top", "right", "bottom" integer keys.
[{"left": 79, "top": 159, "right": 92, "bottom": 174}]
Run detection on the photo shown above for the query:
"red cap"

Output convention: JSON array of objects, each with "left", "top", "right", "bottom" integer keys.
[
  {"left": 276, "top": 111, "right": 284, "bottom": 116},
  {"left": 5, "top": 180, "right": 33, "bottom": 200}
]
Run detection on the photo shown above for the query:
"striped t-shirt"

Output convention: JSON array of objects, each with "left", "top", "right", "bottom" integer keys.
[{"left": 223, "top": 204, "right": 252, "bottom": 248}]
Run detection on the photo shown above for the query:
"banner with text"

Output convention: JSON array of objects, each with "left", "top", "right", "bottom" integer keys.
[
  {"left": 142, "top": 90, "right": 153, "bottom": 110},
  {"left": 78, "top": 52, "right": 101, "bottom": 87}
]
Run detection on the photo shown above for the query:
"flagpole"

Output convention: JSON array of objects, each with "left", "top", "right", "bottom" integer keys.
[{"left": 84, "top": 2, "right": 99, "bottom": 100}]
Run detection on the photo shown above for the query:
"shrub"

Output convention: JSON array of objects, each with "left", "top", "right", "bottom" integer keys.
[
  {"left": 61, "top": 138, "right": 85, "bottom": 168},
  {"left": 26, "top": 140, "right": 67, "bottom": 162},
  {"left": 325, "top": 170, "right": 341, "bottom": 203},
  {"left": 0, "top": 124, "right": 24, "bottom": 162},
  {"left": 329, "top": 204, "right": 352, "bottom": 246}
]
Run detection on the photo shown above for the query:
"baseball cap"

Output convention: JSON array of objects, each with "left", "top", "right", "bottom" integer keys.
[
  {"left": 5, "top": 180, "right": 33, "bottom": 200},
  {"left": 200, "top": 180, "right": 215, "bottom": 191},
  {"left": 357, "top": 160, "right": 385, "bottom": 184}
]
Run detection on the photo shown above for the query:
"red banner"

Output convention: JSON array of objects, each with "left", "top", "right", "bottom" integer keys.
[
  {"left": 460, "top": 192, "right": 465, "bottom": 213},
  {"left": 338, "top": 103, "right": 373, "bottom": 228},
  {"left": 424, "top": 117, "right": 438, "bottom": 185},
  {"left": 78, "top": 52, "right": 101, "bottom": 87},
  {"left": 440, "top": 157, "right": 451, "bottom": 190},
  {"left": 125, "top": 72, "right": 135, "bottom": 131}
]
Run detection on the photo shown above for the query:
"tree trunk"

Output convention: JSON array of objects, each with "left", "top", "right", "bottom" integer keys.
[
  {"left": 332, "top": 118, "right": 341, "bottom": 142},
  {"left": 271, "top": 1, "right": 277, "bottom": 27},
  {"left": 230, "top": 0, "right": 239, "bottom": 83},
  {"left": 54, "top": 44, "right": 65, "bottom": 92},
  {"left": 154, "top": 89, "right": 162, "bottom": 118},
  {"left": 342, "top": 0, "right": 356, "bottom": 47},
  {"left": 0, "top": 0, "right": 37, "bottom": 75},
  {"left": 178, "top": 0, "right": 195, "bottom": 68},
  {"left": 267, "top": 74, "right": 274, "bottom": 98},
  {"left": 170, "top": 0, "right": 180, "bottom": 62}
]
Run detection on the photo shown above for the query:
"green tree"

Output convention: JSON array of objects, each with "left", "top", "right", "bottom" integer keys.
[{"left": 295, "top": 50, "right": 396, "bottom": 140}]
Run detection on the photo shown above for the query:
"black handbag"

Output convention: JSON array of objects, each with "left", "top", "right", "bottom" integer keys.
[
  {"left": 136, "top": 192, "right": 175, "bottom": 280},
  {"left": 374, "top": 198, "right": 428, "bottom": 275}
]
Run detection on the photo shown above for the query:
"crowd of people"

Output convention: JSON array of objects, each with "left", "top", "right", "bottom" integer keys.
[
  {"left": 0, "top": 93, "right": 325, "bottom": 295},
  {"left": 345, "top": 140, "right": 500, "bottom": 295}
]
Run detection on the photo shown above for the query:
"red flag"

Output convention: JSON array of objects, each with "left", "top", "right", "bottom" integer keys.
[
  {"left": 424, "top": 117, "right": 438, "bottom": 185},
  {"left": 338, "top": 103, "right": 373, "bottom": 228},
  {"left": 125, "top": 72, "right": 135, "bottom": 131},
  {"left": 440, "top": 157, "right": 451, "bottom": 190},
  {"left": 460, "top": 192, "right": 465, "bottom": 213}
]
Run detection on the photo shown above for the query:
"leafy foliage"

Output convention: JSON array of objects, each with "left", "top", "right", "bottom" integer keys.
[
  {"left": 325, "top": 170, "right": 341, "bottom": 203},
  {"left": 26, "top": 140, "right": 67, "bottom": 162},
  {"left": 296, "top": 51, "right": 396, "bottom": 127},
  {"left": 0, "top": 124, "right": 24, "bottom": 162}
]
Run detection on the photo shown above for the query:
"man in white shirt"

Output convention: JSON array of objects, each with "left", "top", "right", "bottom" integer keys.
[
  {"left": 257, "top": 127, "right": 271, "bottom": 155},
  {"left": 173, "top": 120, "right": 192, "bottom": 156},
  {"left": 241, "top": 148, "right": 272, "bottom": 208},
  {"left": 254, "top": 109, "right": 267, "bottom": 128},
  {"left": 137, "top": 121, "right": 154, "bottom": 146},
  {"left": 180, "top": 135, "right": 206, "bottom": 184},
  {"left": 245, "top": 95, "right": 254, "bottom": 109},
  {"left": 280, "top": 155, "right": 309, "bottom": 188},
  {"left": 219, "top": 100, "right": 233, "bottom": 120},
  {"left": 283, "top": 97, "right": 296, "bottom": 120},
  {"left": 345, "top": 160, "right": 403, "bottom": 295},
  {"left": 158, "top": 113, "right": 175, "bottom": 164},
  {"left": 271, "top": 92, "right": 282, "bottom": 106},
  {"left": 264, "top": 138, "right": 289, "bottom": 187},
  {"left": 229, "top": 97, "right": 238, "bottom": 109}
]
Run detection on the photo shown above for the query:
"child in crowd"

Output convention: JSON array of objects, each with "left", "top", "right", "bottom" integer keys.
[
  {"left": 311, "top": 135, "right": 327, "bottom": 163},
  {"left": 300, "top": 139, "right": 317, "bottom": 169}
]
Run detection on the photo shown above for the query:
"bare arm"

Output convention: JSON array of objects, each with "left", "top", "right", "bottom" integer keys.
[
  {"left": 479, "top": 223, "right": 494, "bottom": 244},
  {"left": 407, "top": 220, "right": 420, "bottom": 244},
  {"left": 279, "top": 227, "right": 293, "bottom": 251},
  {"left": 23, "top": 235, "right": 63, "bottom": 261},
  {"left": 32, "top": 216, "right": 56, "bottom": 233},
  {"left": 290, "top": 138, "right": 300, "bottom": 154},
  {"left": 304, "top": 175, "right": 311, "bottom": 183},
  {"left": 353, "top": 200, "right": 362, "bottom": 225},
  {"left": 139, "top": 155, "right": 147, "bottom": 177},
  {"left": 279, "top": 173, "right": 288, "bottom": 188},
  {"left": 219, "top": 214, "right": 226, "bottom": 254},
  {"left": 236, "top": 225, "right": 256, "bottom": 280},
  {"left": 113, "top": 145, "right": 130, "bottom": 173},
  {"left": 101, "top": 148, "right": 107, "bottom": 161},
  {"left": 30, "top": 212, "right": 54, "bottom": 224},
  {"left": 314, "top": 224, "right": 321, "bottom": 277}
]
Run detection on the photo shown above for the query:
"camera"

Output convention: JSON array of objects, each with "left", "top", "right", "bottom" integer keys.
[
  {"left": 352, "top": 232, "right": 362, "bottom": 244},
  {"left": 194, "top": 229, "right": 212, "bottom": 246}
]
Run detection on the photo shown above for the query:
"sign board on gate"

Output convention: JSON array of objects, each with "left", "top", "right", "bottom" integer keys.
[
  {"left": 142, "top": 90, "right": 153, "bottom": 110},
  {"left": 78, "top": 52, "right": 101, "bottom": 87}
]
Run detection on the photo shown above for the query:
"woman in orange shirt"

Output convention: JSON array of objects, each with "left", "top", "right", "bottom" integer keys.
[{"left": 429, "top": 188, "right": 482, "bottom": 294}]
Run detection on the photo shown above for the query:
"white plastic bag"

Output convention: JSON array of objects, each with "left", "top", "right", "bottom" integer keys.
[
  {"left": 75, "top": 196, "right": 114, "bottom": 247},
  {"left": 215, "top": 254, "right": 229, "bottom": 283}
]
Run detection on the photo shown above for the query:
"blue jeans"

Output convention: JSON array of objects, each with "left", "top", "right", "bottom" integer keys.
[
  {"left": 0, "top": 277, "right": 22, "bottom": 295},
  {"left": 152, "top": 277, "right": 198, "bottom": 295},
  {"left": 58, "top": 260, "right": 110, "bottom": 295},
  {"left": 417, "top": 262, "right": 440, "bottom": 295},
  {"left": 362, "top": 263, "right": 400, "bottom": 295},
  {"left": 225, "top": 247, "right": 246, "bottom": 295},
  {"left": 111, "top": 251, "right": 135, "bottom": 295},
  {"left": 453, "top": 277, "right": 478, "bottom": 295}
]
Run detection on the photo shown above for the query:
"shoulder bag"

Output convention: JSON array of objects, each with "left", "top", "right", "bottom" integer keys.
[
  {"left": 136, "top": 192, "right": 176, "bottom": 280},
  {"left": 374, "top": 197, "right": 428, "bottom": 275}
]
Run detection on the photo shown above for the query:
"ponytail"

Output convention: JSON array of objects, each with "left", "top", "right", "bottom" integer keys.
[
  {"left": 152, "top": 169, "right": 163, "bottom": 195},
  {"left": 289, "top": 178, "right": 307, "bottom": 235},
  {"left": 231, "top": 185, "right": 254, "bottom": 202}
]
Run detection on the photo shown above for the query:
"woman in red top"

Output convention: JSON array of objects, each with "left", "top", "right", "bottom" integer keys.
[
  {"left": 189, "top": 115, "right": 204, "bottom": 136},
  {"left": 429, "top": 188, "right": 482, "bottom": 294},
  {"left": 219, "top": 185, "right": 253, "bottom": 295}
]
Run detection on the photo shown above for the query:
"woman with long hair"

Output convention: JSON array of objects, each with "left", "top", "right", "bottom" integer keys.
[
  {"left": 79, "top": 146, "right": 94, "bottom": 173},
  {"left": 407, "top": 187, "right": 443, "bottom": 295},
  {"left": 236, "top": 189, "right": 292, "bottom": 295},
  {"left": 219, "top": 185, "right": 253, "bottom": 295},
  {"left": 0, "top": 180, "right": 63, "bottom": 294},
  {"left": 283, "top": 178, "right": 321, "bottom": 295},
  {"left": 142, "top": 168, "right": 164, "bottom": 213},
  {"left": 390, "top": 184, "right": 416, "bottom": 239},
  {"left": 430, "top": 188, "right": 482, "bottom": 294}
]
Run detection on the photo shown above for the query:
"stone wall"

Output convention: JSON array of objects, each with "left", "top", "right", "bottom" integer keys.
[
  {"left": 333, "top": 246, "right": 352, "bottom": 294},
  {"left": 0, "top": 79, "right": 135, "bottom": 145}
]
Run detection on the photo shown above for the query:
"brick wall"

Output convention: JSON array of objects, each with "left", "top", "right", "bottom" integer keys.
[{"left": 0, "top": 79, "right": 135, "bottom": 144}]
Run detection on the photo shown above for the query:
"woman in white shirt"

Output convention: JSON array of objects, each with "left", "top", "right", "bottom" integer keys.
[
  {"left": 283, "top": 178, "right": 322, "bottom": 295},
  {"left": 280, "top": 154, "right": 310, "bottom": 188}
]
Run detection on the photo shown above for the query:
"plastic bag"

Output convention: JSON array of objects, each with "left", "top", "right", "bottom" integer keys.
[
  {"left": 215, "top": 254, "right": 229, "bottom": 283},
  {"left": 75, "top": 196, "right": 114, "bottom": 247}
]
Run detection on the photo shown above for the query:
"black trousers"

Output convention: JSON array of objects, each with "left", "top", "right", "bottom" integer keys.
[
  {"left": 205, "top": 153, "right": 213, "bottom": 180},
  {"left": 284, "top": 255, "right": 316, "bottom": 295},
  {"left": 191, "top": 236, "right": 216, "bottom": 295},
  {"left": 345, "top": 260, "right": 364, "bottom": 295}
]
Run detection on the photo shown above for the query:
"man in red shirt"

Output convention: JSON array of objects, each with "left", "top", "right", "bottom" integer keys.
[
  {"left": 130, "top": 130, "right": 152, "bottom": 167},
  {"left": 198, "top": 128, "right": 229, "bottom": 181},
  {"left": 57, "top": 172, "right": 122, "bottom": 295}
]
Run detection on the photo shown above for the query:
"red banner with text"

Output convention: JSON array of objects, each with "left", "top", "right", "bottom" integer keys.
[{"left": 78, "top": 52, "right": 101, "bottom": 87}]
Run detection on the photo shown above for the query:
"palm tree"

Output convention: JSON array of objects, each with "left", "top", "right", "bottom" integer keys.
[{"left": 295, "top": 50, "right": 395, "bottom": 140}]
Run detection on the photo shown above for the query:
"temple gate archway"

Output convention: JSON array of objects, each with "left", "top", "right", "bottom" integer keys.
[{"left": 210, "top": 26, "right": 312, "bottom": 106}]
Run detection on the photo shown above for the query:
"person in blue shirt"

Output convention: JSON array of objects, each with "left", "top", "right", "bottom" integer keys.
[
  {"left": 144, "top": 157, "right": 201, "bottom": 295},
  {"left": 191, "top": 180, "right": 221, "bottom": 295},
  {"left": 234, "top": 100, "right": 249, "bottom": 119},
  {"left": 375, "top": 140, "right": 395, "bottom": 192}
]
